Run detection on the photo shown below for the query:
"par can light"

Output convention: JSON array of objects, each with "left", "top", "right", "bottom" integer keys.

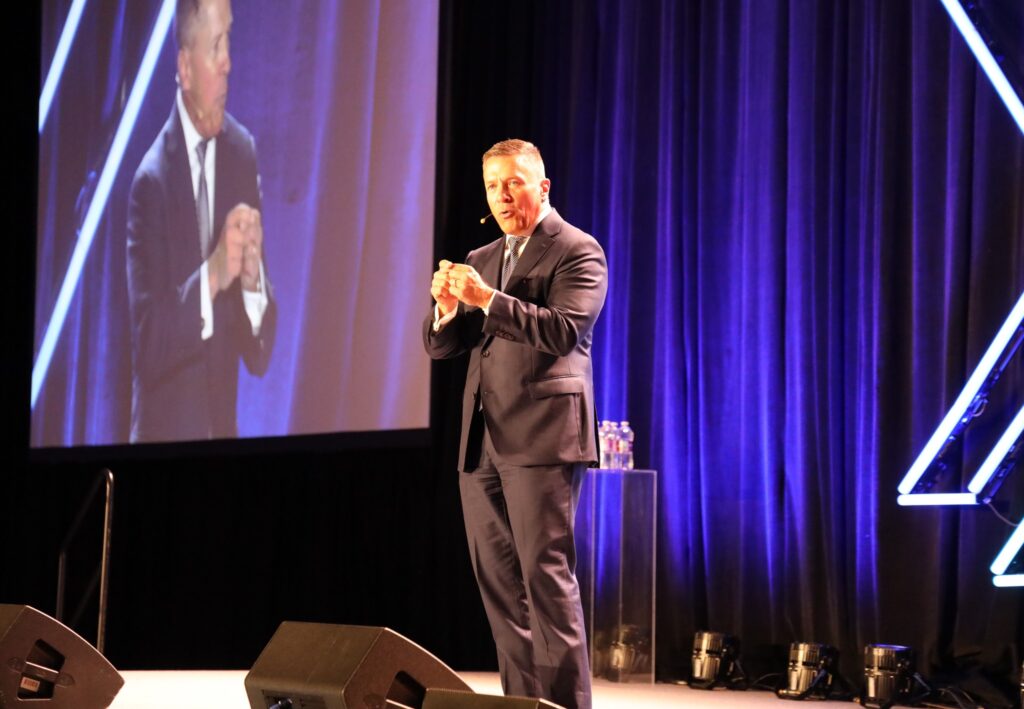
[
  {"left": 689, "top": 631, "right": 739, "bottom": 689},
  {"left": 777, "top": 642, "right": 838, "bottom": 700},
  {"left": 860, "top": 644, "right": 915, "bottom": 709}
]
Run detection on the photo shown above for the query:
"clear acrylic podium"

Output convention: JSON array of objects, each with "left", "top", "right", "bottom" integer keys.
[{"left": 575, "top": 468, "right": 657, "bottom": 683}]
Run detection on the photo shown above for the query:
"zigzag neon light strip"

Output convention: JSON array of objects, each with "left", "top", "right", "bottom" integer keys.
[
  {"left": 901, "top": 0, "right": 1024, "bottom": 586},
  {"left": 897, "top": 493, "right": 978, "bottom": 506},
  {"left": 39, "top": 0, "right": 89, "bottom": 133},
  {"left": 896, "top": 290, "right": 1024, "bottom": 505},
  {"left": 937, "top": 0, "right": 1024, "bottom": 135},
  {"left": 32, "top": 0, "right": 175, "bottom": 409},
  {"left": 968, "top": 403, "right": 1024, "bottom": 498},
  {"left": 990, "top": 523, "right": 1024, "bottom": 587}
]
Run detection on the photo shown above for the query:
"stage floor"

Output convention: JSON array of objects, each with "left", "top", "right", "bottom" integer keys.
[{"left": 109, "top": 670, "right": 862, "bottom": 708}]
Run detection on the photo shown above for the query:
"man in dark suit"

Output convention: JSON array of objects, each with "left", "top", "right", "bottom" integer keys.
[
  {"left": 127, "top": 0, "right": 275, "bottom": 442},
  {"left": 424, "top": 139, "right": 607, "bottom": 709}
]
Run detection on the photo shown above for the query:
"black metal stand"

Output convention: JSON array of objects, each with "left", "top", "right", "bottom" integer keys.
[{"left": 55, "top": 468, "right": 114, "bottom": 654}]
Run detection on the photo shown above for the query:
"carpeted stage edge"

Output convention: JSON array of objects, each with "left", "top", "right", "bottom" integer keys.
[{"left": 108, "top": 670, "right": 864, "bottom": 708}]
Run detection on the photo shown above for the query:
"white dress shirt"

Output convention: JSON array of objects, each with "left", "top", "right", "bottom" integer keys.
[{"left": 176, "top": 89, "right": 268, "bottom": 340}]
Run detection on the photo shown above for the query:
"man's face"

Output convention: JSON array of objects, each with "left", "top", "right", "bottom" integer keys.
[
  {"left": 483, "top": 154, "right": 551, "bottom": 236},
  {"left": 178, "top": 0, "right": 232, "bottom": 139}
]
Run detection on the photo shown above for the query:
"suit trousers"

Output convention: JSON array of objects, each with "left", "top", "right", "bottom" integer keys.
[{"left": 459, "top": 426, "right": 592, "bottom": 709}]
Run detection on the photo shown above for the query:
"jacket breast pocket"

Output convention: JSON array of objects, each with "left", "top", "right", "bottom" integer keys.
[{"left": 528, "top": 375, "right": 584, "bottom": 399}]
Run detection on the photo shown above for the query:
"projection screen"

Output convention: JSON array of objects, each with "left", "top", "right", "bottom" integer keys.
[{"left": 33, "top": 0, "right": 437, "bottom": 447}]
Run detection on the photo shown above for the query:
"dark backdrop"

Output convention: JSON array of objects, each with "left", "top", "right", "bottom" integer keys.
[{"left": 4, "top": 0, "right": 1024, "bottom": 705}]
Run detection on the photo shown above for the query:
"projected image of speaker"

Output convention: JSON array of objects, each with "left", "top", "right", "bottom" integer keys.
[
  {"left": 776, "top": 642, "right": 838, "bottom": 700},
  {"left": 423, "top": 688, "right": 563, "bottom": 708},
  {"left": 0, "top": 604, "right": 123, "bottom": 708},
  {"left": 245, "top": 623, "right": 472, "bottom": 709}
]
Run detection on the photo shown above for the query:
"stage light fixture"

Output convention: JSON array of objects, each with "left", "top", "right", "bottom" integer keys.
[
  {"left": 689, "top": 631, "right": 739, "bottom": 689},
  {"left": 776, "top": 642, "right": 838, "bottom": 700},
  {"left": 605, "top": 624, "right": 650, "bottom": 682},
  {"left": 938, "top": 0, "right": 1024, "bottom": 135},
  {"left": 898, "top": 0, "right": 1024, "bottom": 588},
  {"left": 897, "top": 290, "right": 1024, "bottom": 507},
  {"left": 991, "top": 517, "right": 1024, "bottom": 587},
  {"left": 860, "top": 644, "right": 916, "bottom": 709}
]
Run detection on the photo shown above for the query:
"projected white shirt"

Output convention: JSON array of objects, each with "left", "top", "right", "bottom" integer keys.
[{"left": 175, "top": 89, "right": 268, "bottom": 340}]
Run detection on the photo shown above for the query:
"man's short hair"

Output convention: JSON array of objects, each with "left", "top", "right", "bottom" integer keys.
[
  {"left": 175, "top": 0, "right": 203, "bottom": 50},
  {"left": 482, "top": 139, "right": 545, "bottom": 175}
]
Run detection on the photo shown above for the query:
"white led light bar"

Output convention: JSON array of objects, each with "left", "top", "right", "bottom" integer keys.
[
  {"left": 937, "top": 0, "right": 1024, "bottom": 135},
  {"left": 991, "top": 522, "right": 1024, "bottom": 586},
  {"left": 32, "top": 0, "right": 175, "bottom": 409},
  {"left": 968, "top": 404, "right": 1024, "bottom": 497},
  {"left": 897, "top": 290, "right": 1024, "bottom": 503},
  {"left": 904, "top": 1, "right": 1024, "bottom": 586},
  {"left": 39, "top": 0, "right": 89, "bottom": 133},
  {"left": 897, "top": 493, "right": 978, "bottom": 507}
]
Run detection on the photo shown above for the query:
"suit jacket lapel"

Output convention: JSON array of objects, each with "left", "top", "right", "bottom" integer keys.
[
  {"left": 164, "top": 106, "right": 203, "bottom": 266},
  {"left": 464, "top": 237, "right": 505, "bottom": 352},
  {"left": 212, "top": 123, "right": 230, "bottom": 252},
  {"left": 474, "top": 236, "right": 506, "bottom": 297}
]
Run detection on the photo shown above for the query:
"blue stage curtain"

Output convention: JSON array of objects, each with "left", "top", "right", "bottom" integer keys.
[
  {"left": 548, "top": 0, "right": 1024, "bottom": 684},
  {"left": 435, "top": 0, "right": 1024, "bottom": 690},
  {"left": 436, "top": 0, "right": 1019, "bottom": 688}
]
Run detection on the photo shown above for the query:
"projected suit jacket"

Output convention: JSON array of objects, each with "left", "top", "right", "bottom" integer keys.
[
  {"left": 423, "top": 209, "right": 607, "bottom": 471},
  {"left": 127, "top": 105, "right": 277, "bottom": 443}
]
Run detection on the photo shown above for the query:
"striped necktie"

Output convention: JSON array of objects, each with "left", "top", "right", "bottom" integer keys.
[
  {"left": 501, "top": 236, "right": 527, "bottom": 291},
  {"left": 196, "top": 139, "right": 211, "bottom": 258}
]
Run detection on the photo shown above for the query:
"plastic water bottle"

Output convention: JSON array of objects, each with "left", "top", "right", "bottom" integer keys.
[
  {"left": 598, "top": 420, "right": 610, "bottom": 471},
  {"left": 600, "top": 421, "right": 620, "bottom": 468},
  {"left": 619, "top": 421, "right": 634, "bottom": 470}
]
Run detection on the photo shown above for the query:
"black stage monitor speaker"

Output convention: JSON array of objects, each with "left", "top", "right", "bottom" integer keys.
[
  {"left": 423, "top": 688, "right": 564, "bottom": 709},
  {"left": 245, "top": 622, "right": 473, "bottom": 709},
  {"left": 0, "top": 604, "right": 123, "bottom": 708}
]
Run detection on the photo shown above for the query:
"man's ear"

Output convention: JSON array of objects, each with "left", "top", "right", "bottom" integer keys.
[
  {"left": 177, "top": 48, "right": 191, "bottom": 91},
  {"left": 540, "top": 178, "right": 552, "bottom": 202}
]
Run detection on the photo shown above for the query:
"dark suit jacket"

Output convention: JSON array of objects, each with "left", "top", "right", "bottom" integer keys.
[
  {"left": 424, "top": 209, "right": 607, "bottom": 471},
  {"left": 127, "top": 104, "right": 277, "bottom": 442}
]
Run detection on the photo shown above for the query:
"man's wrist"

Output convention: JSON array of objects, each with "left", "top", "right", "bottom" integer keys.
[
  {"left": 482, "top": 288, "right": 497, "bottom": 315},
  {"left": 434, "top": 301, "right": 458, "bottom": 332},
  {"left": 242, "top": 263, "right": 261, "bottom": 292},
  {"left": 479, "top": 286, "right": 495, "bottom": 309}
]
